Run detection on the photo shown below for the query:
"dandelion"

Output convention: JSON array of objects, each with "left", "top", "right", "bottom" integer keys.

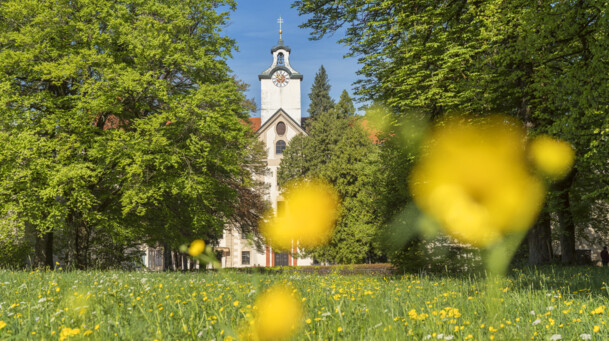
[
  {"left": 529, "top": 135, "right": 575, "bottom": 180},
  {"left": 188, "top": 240, "right": 206, "bottom": 257},
  {"left": 591, "top": 306, "right": 604, "bottom": 315},
  {"left": 410, "top": 115, "right": 546, "bottom": 247},
  {"left": 59, "top": 328, "right": 81, "bottom": 341},
  {"left": 593, "top": 325, "right": 600, "bottom": 333},
  {"left": 260, "top": 179, "right": 339, "bottom": 250},
  {"left": 0, "top": 321, "right": 5, "bottom": 329},
  {"left": 250, "top": 284, "right": 303, "bottom": 341}
]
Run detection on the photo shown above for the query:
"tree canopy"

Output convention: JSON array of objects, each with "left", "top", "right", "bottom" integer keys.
[
  {"left": 307, "top": 65, "right": 335, "bottom": 121},
  {"left": 0, "top": 0, "right": 264, "bottom": 268},
  {"left": 294, "top": 0, "right": 609, "bottom": 265}
]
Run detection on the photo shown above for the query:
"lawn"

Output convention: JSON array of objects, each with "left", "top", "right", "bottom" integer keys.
[{"left": 0, "top": 266, "right": 608, "bottom": 340}]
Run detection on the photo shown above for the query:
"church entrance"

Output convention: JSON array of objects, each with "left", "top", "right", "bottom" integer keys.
[{"left": 275, "top": 252, "right": 289, "bottom": 266}]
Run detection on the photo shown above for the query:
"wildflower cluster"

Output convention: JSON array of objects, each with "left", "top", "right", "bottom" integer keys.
[{"left": 0, "top": 268, "right": 607, "bottom": 339}]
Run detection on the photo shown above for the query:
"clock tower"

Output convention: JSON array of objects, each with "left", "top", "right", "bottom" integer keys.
[
  {"left": 212, "top": 19, "right": 313, "bottom": 269},
  {"left": 258, "top": 21, "right": 303, "bottom": 126}
]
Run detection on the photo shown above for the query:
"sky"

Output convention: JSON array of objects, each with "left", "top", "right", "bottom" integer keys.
[{"left": 221, "top": 1, "right": 361, "bottom": 117}]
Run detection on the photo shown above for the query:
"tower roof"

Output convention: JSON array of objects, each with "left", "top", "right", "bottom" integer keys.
[
  {"left": 271, "top": 39, "right": 291, "bottom": 53},
  {"left": 259, "top": 38, "right": 303, "bottom": 80}
]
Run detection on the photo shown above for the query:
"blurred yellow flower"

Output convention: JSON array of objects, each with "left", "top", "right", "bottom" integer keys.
[
  {"left": 410, "top": 116, "right": 546, "bottom": 247},
  {"left": 59, "top": 327, "right": 81, "bottom": 341},
  {"left": 529, "top": 135, "right": 575, "bottom": 180},
  {"left": 0, "top": 320, "right": 5, "bottom": 329},
  {"left": 188, "top": 240, "right": 206, "bottom": 257},
  {"left": 260, "top": 179, "right": 339, "bottom": 250},
  {"left": 251, "top": 284, "right": 303, "bottom": 341}
]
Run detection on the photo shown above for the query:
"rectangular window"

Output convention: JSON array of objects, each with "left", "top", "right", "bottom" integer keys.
[{"left": 242, "top": 251, "right": 250, "bottom": 265}]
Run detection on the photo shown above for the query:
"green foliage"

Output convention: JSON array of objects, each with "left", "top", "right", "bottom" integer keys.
[
  {"left": 334, "top": 90, "right": 356, "bottom": 118},
  {"left": 0, "top": 0, "right": 263, "bottom": 268},
  {"left": 294, "top": 0, "right": 609, "bottom": 264},
  {"left": 306, "top": 65, "right": 335, "bottom": 121},
  {"left": 279, "top": 92, "right": 381, "bottom": 264}
]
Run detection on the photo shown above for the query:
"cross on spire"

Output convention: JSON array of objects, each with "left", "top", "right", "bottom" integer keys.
[{"left": 277, "top": 16, "right": 284, "bottom": 40}]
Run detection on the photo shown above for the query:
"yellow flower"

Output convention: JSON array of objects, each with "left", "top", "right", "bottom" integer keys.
[
  {"left": 529, "top": 135, "right": 574, "bottom": 180},
  {"left": 591, "top": 306, "right": 605, "bottom": 315},
  {"left": 594, "top": 325, "right": 600, "bottom": 332},
  {"left": 260, "top": 179, "right": 339, "bottom": 250},
  {"left": 410, "top": 116, "right": 546, "bottom": 247},
  {"left": 83, "top": 330, "right": 93, "bottom": 336},
  {"left": 251, "top": 284, "right": 303, "bottom": 341},
  {"left": 0, "top": 320, "right": 6, "bottom": 329},
  {"left": 188, "top": 240, "right": 206, "bottom": 257},
  {"left": 59, "top": 328, "right": 81, "bottom": 341}
]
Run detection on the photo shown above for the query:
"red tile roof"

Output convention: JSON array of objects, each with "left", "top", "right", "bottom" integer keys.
[
  {"left": 358, "top": 118, "right": 380, "bottom": 144},
  {"left": 248, "top": 117, "right": 261, "bottom": 132}
]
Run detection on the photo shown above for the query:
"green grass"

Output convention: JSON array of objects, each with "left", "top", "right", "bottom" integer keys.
[{"left": 1, "top": 266, "right": 608, "bottom": 340}]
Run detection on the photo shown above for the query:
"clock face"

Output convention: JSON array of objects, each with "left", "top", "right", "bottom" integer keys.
[{"left": 272, "top": 70, "right": 290, "bottom": 87}]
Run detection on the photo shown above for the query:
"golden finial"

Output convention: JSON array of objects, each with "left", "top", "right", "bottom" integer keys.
[{"left": 277, "top": 17, "right": 284, "bottom": 40}]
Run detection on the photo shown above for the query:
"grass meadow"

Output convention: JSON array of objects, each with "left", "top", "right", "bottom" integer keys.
[{"left": 0, "top": 267, "right": 608, "bottom": 340}]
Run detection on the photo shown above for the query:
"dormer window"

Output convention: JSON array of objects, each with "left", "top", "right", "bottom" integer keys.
[{"left": 277, "top": 53, "right": 284, "bottom": 65}]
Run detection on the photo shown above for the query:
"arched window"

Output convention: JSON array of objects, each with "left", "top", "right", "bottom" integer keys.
[
  {"left": 276, "top": 140, "right": 286, "bottom": 154},
  {"left": 277, "top": 53, "right": 284, "bottom": 65}
]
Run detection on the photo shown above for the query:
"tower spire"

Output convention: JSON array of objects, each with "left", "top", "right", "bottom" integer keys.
[{"left": 277, "top": 16, "right": 284, "bottom": 40}]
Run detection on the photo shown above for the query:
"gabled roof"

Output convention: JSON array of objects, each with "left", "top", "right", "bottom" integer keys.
[{"left": 256, "top": 109, "right": 307, "bottom": 136}]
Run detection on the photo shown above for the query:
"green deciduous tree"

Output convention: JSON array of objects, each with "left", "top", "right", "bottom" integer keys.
[
  {"left": 0, "top": 0, "right": 264, "bottom": 269},
  {"left": 294, "top": 0, "right": 609, "bottom": 265}
]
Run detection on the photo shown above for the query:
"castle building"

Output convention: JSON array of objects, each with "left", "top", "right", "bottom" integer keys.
[{"left": 215, "top": 22, "right": 313, "bottom": 268}]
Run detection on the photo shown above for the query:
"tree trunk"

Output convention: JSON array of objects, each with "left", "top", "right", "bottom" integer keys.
[
  {"left": 528, "top": 209, "right": 553, "bottom": 265},
  {"left": 34, "top": 233, "right": 45, "bottom": 267},
  {"left": 172, "top": 251, "right": 179, "bottom": 271},
  {"left": 556, "top": 170, "right": 577, "bottom": 264},
  {"left": 74, "top": 217, "right": 81, "bottom": 270},
  {"left": 44, "top": 232, "right": 54, "bottom": 268},
  {"left": 163, "top": 244, "right": 173, "bottom": 271}
]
